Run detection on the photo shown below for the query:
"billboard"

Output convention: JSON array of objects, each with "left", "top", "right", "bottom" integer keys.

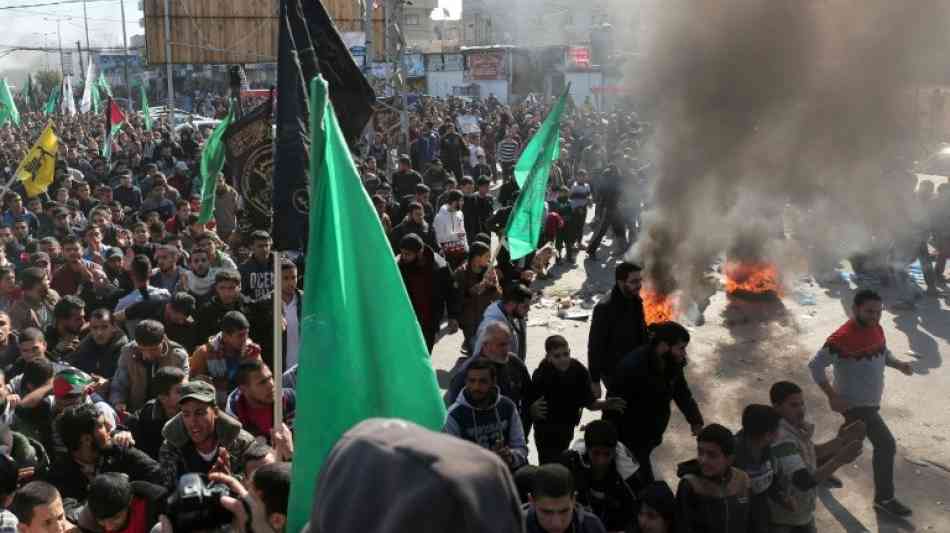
[{"left": 465, "top": 51, "right": 507, "bottom": 81}]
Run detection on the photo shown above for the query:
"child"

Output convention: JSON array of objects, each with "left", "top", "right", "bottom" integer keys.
[
  {"left": 529, "top": 335, "right": 625, "bottom": 464},
  {"left": 675, "top": 424, "right": 752, "bottom": 533}
]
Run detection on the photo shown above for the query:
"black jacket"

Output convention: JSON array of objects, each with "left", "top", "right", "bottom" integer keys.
[
  {"left": 675, "top": 461, "right": 752, "bottom": 533},
  {"left": 390, "top": 218, "right": 437, "bottom": 253},
  {"left": 528, "top": 359, "right": 595, "bottom": 426},
  {"left": 463, "top": 193, "right": 495, "bottom": 242},
  {"left": 560, "top": 441, "right": 643, "bottom": 532},
  {"left": 124, "top": 399, "right": 172, "bottom": 460},
  {"left": 604, "top": 346, "right": 703, "bottom": 450},
  {"left": 525, "top": 504, "right": 607, "bottom": 533},
  {"left": 194, "top": 294, "right": 257, "bottom": 346},
  {"left": 68, "top": 332, "right": 129, "bottom": 379},
  {"left": 75, "top": 480, "right": 167, "bottom": 533},
  {"left": 587, "top": 286, "right": 647, "bottom": 383}
]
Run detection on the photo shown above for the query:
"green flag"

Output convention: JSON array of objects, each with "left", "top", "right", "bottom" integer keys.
[
  {"left": 97, "top": 73, "right": 113, "bottom": 98},
  {"left": 504, "top": 86, "right": 571, "bottom": 260},
  {"left": 196, "top": 104, "right": 234, "bottom": 224},
  {"left": 0, "top": 79, "right": 20, "bottom": 127},
  {"left": 140, "top": 85, "right": 152, "bottom": 131},
  {"left": 43, "top": 86, "right": 60, "bottom": 116},
  {"left": 286, "top": 75, "right": 445, "bottom": 532},
  {"left": 22, "top": 75, "right": 34, "bottom": 112}
]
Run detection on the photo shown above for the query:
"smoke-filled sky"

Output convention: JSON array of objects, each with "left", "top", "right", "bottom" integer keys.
[{"left": 627, "top": 0, "right": 950, "bottom": 298}]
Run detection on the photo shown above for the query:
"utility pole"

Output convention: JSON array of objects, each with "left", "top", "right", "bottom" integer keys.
[
  {"left": 56, "top": 19, "right": 65, "bottom": 76},
  {"left": 76, "top": 41, "right": 84, "bottom": 80},
  {"left": 119, "top": 0, "right": 131, "bottom": 105},
  {"left": 389, "top": 0, "right": 409, "bottom": 154},
  {"left": 363, "top": 0, "right": 373, "bottom": 69},
  {"left": 163, "top": 0, "right": 175, "bottom": 125}
]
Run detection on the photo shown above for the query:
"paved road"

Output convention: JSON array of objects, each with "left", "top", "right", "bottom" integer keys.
[{"left": 431, "top": 234, "right": 950, "bottom": 532}]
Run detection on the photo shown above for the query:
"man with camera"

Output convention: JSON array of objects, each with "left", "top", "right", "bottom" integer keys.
[{"left": 157, "top": 380, "right": 255, "bottom": 492}]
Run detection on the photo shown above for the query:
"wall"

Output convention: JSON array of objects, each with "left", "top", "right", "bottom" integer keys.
[
  {"left": 426, "top": 71, "right": 465, "bottom": 97},
  {"left": 470, "top": 79, "right": 509, "bottom": 102}
]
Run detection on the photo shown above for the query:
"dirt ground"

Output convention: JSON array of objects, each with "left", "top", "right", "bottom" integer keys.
[{"left": 431, "top": 214, "right": 950, "bottom": 532}]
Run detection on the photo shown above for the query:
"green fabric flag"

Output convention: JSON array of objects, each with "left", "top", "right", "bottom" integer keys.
[
  {"left": 0, "top": 79, "right": 20, "bottom": 127},
  {"left": 196, "top": 104, "right": 234, "bottom": 224},
  {"left": 140, "top": 85, "right": 152, "bottom": 131},
  {"left": 43, "top": 86, "right": 60, "bottom": 116},
  {"left": 22, "top": 75, "right": 33, "bottom": 112},
  {"left": 286, "top": 75, "right": 446, "bottom": 532},
  {"left": 504, "top": 85, "right": 571, "bottom": 260},
  {"left": 97, "top": 73, "right": 113, "bottom": 98}
]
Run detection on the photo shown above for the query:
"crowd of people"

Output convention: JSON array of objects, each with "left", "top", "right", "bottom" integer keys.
[{"left": 0, "top": 84, "right": 940, "bottom": 533}]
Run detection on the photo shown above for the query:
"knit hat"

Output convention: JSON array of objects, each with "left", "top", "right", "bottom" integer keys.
[{"left": 52, "top": 368, "right": 92, "bottom": 399}]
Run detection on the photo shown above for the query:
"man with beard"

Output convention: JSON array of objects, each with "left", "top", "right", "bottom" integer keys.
[
  {"left": 68, "top": 309, "right": 127, "bottom": 381},
  {"left": 390, "top": 202, "right": 436, "bottom": 253},
  {"left": 116, "top": 292, "right": 198, "bottom": 353},
  {"left": 44, "top": 296, "right": 86, "bottom": 362},
  {"left": 473, "top": 284, "right": 532, "bottom": 362},
  {"left": 391, "top": 155, "right": 424, "bottom": 201},
  {"left": 587, "top": 262, "right": 647, "bottom": 399},
  {"left": 808, "top": 289, "right": 916, "bottom": 518},
  {"left": 9, "top": 268, "right": 59, "bottom": 333},
  {"left": 396, "top": 234, "right": 459, "bottom": 352},
  {"left": 149, "top": 245, "right": 185, "bottom": 293},
  {"left": 433, "top": 190, "right": 469, "bottom": 269},
  {"left": 101, "top": 248, "right": 132, "bottom": 296},
  {"left": 110, "top": 320, "right": 189, "bottom": 415},
  {"left": 443, "top": 359, "right": 528, "bottom": 471},
  {"left": 12, "top": 219, "right": 35, "bottom": 250},
  {"left": 46, "top": 403, "right": 163, "bottom": 521},
  {"left": 157, "top": 380, "right": 255, "bottom": 490}
]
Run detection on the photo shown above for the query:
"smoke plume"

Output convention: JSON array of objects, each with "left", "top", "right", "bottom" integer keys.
[{"left": 626, "top": 0, "right": 950, "bottom": 299}]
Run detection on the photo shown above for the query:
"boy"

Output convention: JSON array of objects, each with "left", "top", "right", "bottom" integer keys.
[
  {"left": 530, "top": 335, "right": 625, "bottom": 464},
  {"left": 525, "top": 464, "right": 606, "bottom": 533},
  {"left": 675, "top": 424, "right": 752, "bottom": 533},
  {"left": 734, "top": 404, "right": 786, "bottom": 533}
]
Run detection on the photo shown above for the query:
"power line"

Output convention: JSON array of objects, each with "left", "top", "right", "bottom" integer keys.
[{"left": 0, "top": 0, "right": 112, "bottom": 10}]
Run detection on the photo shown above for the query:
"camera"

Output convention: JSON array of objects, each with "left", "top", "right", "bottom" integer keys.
[{"left": 166, "top": 473, "right": 233, "bottom": 531}]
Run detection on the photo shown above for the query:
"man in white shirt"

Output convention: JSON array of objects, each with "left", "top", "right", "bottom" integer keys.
[{"left": 433, "top": 190, "right": 468, "bottom": 268}]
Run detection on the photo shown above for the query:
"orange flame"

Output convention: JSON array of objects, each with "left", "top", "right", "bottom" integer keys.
[
  {"left": 724, "top": 261, "right": 782, "bottom": 295},
  {"left": 643, "top": 289, "right": 677, "bottom": 324}
]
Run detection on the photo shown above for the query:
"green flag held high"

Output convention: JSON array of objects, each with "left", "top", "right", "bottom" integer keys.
[
  {"left": 286, "top": 75, "right": 445, "bottom": 532},
  {"left": 505, "top": 85, "right": 571, "bottom": 260},
  {"left": 97, "top": 73, "right": 113, "bottom": 98},
  {"left": 196, "top": 104, "right": 234, "bottom": 224},
  {"left": 22, "top": 75, "right": 34, "bottom": 112},
  {"left": 140, "top": 85, "right": 152, "bottom": 131},
  {"left": 0, "top": 79, "right": 20, "bottom": 126},
  {"left": 43, "top": 86, "right": 60, "bottom": 116}
]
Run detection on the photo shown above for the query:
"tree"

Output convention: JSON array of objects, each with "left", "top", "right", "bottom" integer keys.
[{"left": 34, "top": 70, "right": 62, "bottom": 99}]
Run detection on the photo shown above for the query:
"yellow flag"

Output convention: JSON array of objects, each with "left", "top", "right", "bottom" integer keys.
[{"left": 16, "top": 123, "right": 59, "bottom": 198}]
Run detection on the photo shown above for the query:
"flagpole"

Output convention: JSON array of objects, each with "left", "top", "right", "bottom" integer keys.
[{"left": 273, "top": 251, "right": 284, "bottom": 430}]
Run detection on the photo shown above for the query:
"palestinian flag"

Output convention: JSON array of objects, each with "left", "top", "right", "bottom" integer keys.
[
  {"left": 102, "top": 98, "right": 125, "bottom": 161},
  {"left": 52, "top": 368, "right": 92, "bottom": 398}
]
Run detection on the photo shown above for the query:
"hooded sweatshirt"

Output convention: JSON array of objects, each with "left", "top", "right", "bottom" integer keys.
[
  {"left": 433, "top": 204, "right": 468, "bottom": 252},
  {"left": 301, "top": 418, "right": 525, "bottom": 533},
  {"left": 443, "top": 387, "right": 528, "bottom": 470}
]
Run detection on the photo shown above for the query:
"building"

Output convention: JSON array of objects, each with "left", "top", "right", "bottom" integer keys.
[
  {"left": 401, "top": 0, "right": 439, "bottom": 49},
  {"left": 461, "top": 0, "right": 611, "bottom": 47}
]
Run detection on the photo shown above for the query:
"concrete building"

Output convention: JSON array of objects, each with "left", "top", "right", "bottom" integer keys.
[
  {"left": 461, "top": 0, "right": 612, "bottom": 47},
  {"left": 401, "top": 0, "right": 439, "bottom": 48}
]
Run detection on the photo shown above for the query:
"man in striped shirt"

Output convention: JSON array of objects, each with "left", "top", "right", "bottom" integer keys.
[{"left": 496, "top": 129, "right": 521, "bottom": 180}]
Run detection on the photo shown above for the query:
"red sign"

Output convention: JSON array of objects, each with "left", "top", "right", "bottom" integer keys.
[
  {"left": 466, "top": 52, "right": 506, "bottom": 81},
  {"left": 568, "top": 47, "right": 591, "bottom": 69}
]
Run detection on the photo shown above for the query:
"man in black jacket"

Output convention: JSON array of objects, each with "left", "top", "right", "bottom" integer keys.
[
  {"left": 605, "top": 321, "right": 703, "bottom": 483},
  {"left": 124, "top": 367, "right": 185, "bottom": 460},
  {"left": 67, "top": 308, "right": 127, "bottom": 380},
  {"left": 45, "top": 403, "right": 164, "bottom": 521},
  {"left": 463, "top": 177, "right": 495, "bottom": 245},
  {"left": 390, "top": 203, "right": 437, "bottom": 254},
  {"left": 391, "top": 155, "right": 423, "bottom": 200},
  {"left": 397, "top": 234, "right": 460, "bottom": 352},
  {"left": 194, "top": 270, "right": 256, "bottom": 346},
  {"left": 587, "top": 262, "right": 647, "bottom": 399}
]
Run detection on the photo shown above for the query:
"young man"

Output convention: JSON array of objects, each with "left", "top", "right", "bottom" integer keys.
[
  {"left": 225, "top": 360, "right": 295, "bottom": 443},
  {"left": 443, "top": 359, "right": 528, "bottom": 470},
  {"left": 250, "top": 260, "right": 302, "bottom": 369},
  {"left": 454, "top": 242, "right": 502, "bottom": 354},
  {"left": 43, "top": 296, "right": 85, "bottom": 362},
  {"left": 67, "top": 308, "right": 127, "bottom": 380},
  {"left": 9, "top": 268, "right": 59, "bottom": 333},
  {"left": 190, "top": 311, "right": 263, "bottom": 406},
  {"left": 239, "top": 230, "right": 275, "bottom": 300},
  {"left": 110, "top": 320, "right": 190, "bottom": 414},
  {"left": 47, "top": 403, "right": 163, "bottom": 519},
  {"left": 389, "top": 202, "right": 436, "bottom": 253},
  {"left": 194, "top": 270, "right": 255, "bottom": 345},
  {"left": 124, "top": 367, "right": 185, "bottom": 460},
  {"left": 148, "top": 245, "right": 185, "bottom": 293},
  {"left": 588, "top": 262, "right": 647, "bottom": 399},
  {"left": 808, "top": 289, "right": 915, "bottom": 517},
  {"left": 473, "top": 283, "right": 532, "bottom": 362},
  {"left": 116, "top": 292, "right": 198, "bottom": 354},
  {"left": 157, "top": 380, "right": 255, "bottom": 490},
  {"left": 433, "top": 190, "right": 469, "bottom": 269},
  {"left": 182, "top": 248, "right": 217, "bottom": 301},
  {"left": 114, "top": 255, "right": 171, "bottom": 314},
  {"left": 557, "top": 420, "right": 643, "bottom": 532},
  {"left": 769, "top": 381, "right": 866, "bottom": 533},
  {"left": 50, "top": 236, "right": 109, "bottom": 298},
  {"left": 675, "top": 424, "right": 752, "bottom": 533},
  {"left": 9, "top": 481, "right": 70, "bottom": 533},
  {"left": 733, "top": 404, "right": 784, "bottom": 533},
  {"left": 396, "top": 234, "right": 460, "bottom": 352},
  {"left": 525, "top": 464, "right": 607, "bottom": 533},
  {"left": 75, "top": 473, "right": 166, "bottom": 533}
]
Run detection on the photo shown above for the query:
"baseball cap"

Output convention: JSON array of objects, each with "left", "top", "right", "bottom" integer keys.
[
  {"left": 398, "top": 154, "right": 411, "bottom": 164},
  {"left": 178, "top": 380, "right": 216, "bottom": 406}
]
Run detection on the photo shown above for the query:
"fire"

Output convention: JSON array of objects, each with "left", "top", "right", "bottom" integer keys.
[
  {"left": 724, "top": 261, "right": 782, "bottom": 295},
  {"left": 642, "top": 289, "right": 677, "bottom": 324}
]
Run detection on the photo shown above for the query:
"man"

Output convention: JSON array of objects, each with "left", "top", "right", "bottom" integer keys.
[
  {"left": 525, "top": 464, "right": 607, "bottom": 533},
  {"left": 433, "top": 190, "right": 469, "bottom": 268},
  {"left": 75, "top": 473, "right": 166, "bottom": 533},
  {"left": 410, "top": 121, "right": 440, "bottom": 172},
  {"left": 157, "top": 380, "right": 255, "bottom": 490},
  {"left": 225, "top": 360, "right": 295, "bottom": 443},
  {"left": 194, "top": 270, "right": 255, "bottom": 345},
  {"left": 586, "top": 164, "right": 629, "bottom": 258},
  {"left": 124, "top": 367, "right": 185, "bottom": 460},
  {"left": 391, "top": 155, "right": 424, "bottom": 202},
  {"left": 9, "top": 481, "right": 70, "bottom": 533},
  {"left": 447, "top": 322, "right": 534, "bottom": 430},
  {"left": 112, "top": 171, "right": 142, "bottom": 211},
  {"left": 81, "top": 225, "right": 116, "bottom": 267},
  {"left": 213, "top": 174, "right": 241, "bottom": 242},
  {"left": 117, "top": 292, "right": 198, "bottom": 353},
  {"left": 149, "top": 245, "right": 185, "bottom": 293},
  {"left": 195, "top": 233, "right": 238, "bottom": 271},
  {"left": 440, "top": 123, "right": 467, "bottom": 184},
  {"left": 559, "top": 420, "right": 642, "bottom": 532},
  {"left": 2, "top": 193, "right": 39, "bottom": 234},
  {"left": 0, "top": 453, "right": 18, "bottom": 531},
  {"left": 474, "top": 284, "right": 532, "bottom": 362},
  {"left": 588, "top": 262, "right": 647, "bottom": 398},
  {"left": 110, "top": 320, "right": 190, "bottom": 414},
  {"left": 463, "top": 176, "right": 495, "bottom": 245},
  {"left": 251, "top": 260, "right": 301, "bottom": 369},
  {"left": 733, "top": 404, "right": 784, "bottom": 533},
  {"left": 396, "top": 234, "right": 460, "bottom": 352},
  {"left": 114, "top": 255, "right": 171, "bottom": 314},
  {"left": 0, "top": 268, "right": 18, "bottom": 314},
  {"left": 190, "top": 311, "right": 263, "bottom": 406},
  {"left": 46, "top": 403, "right": 163, "bottom": 519},
  {"left": 808, "top": 288, "right": 915, "bottom": 517},
  {"left": 181, "top": 248, "right": 217, "bottom": 301},
  {"left": 9, "top": 268, "right": 59, "bottom": 332},
  {"left": 423, "top": 159, "right": 452, "bottom": 203},
  {"left": 50, "top": 236, "right": 113, "bottom": 312},
  {"left": 43, "top": 297, "right": 85, "bottom": 362},
  {"left": 68, "top": 309, "right": 127, "bottom": 381},
  {"left": 496, "top": 127, "right": 521, "bottom": 180},
  {"left": 390, "top": 202, "right": 436, "bottom": 253},
  {"left": 769, "top": 381, "right": 866, "bottom": 533},
  {"left": 443, "top": 359, "right": 528, "bottom": 470},
  {"left": 239, "top": 230, "right": 275, "bottom": 300}
]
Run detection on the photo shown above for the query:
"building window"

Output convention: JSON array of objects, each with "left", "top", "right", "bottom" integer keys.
[{"left": 406, "top": 14, "right": 421, "bottom": 26}]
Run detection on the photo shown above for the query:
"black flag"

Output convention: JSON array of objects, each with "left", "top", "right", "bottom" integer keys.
[{"left": 223, "top": 98, "right": 274, "bottom": 236}]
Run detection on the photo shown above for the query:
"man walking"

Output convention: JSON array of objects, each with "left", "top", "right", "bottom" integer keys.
[
  {"left": 587, "top": 262, "right": 647, "bottom": 399},
  {"left": 808, "top": 289, "right": 915, "bottom": 517}
]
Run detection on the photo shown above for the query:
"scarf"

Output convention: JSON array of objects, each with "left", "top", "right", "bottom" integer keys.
[{"left": 824, "top": 319, "right": 886, "bottom": 361}]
